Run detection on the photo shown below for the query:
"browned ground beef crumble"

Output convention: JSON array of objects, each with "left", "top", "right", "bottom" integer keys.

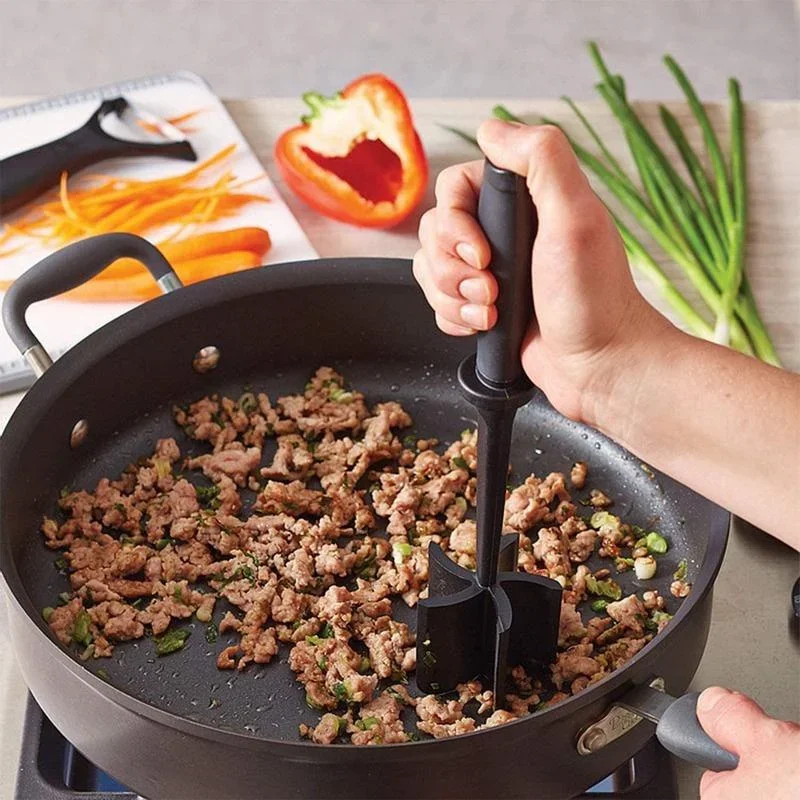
[{"left": 41, "top": 367, "right": 688, "bottom": 744}]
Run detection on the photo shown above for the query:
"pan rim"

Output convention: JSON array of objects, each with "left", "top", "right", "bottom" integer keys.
[{"left": 0, "top": 256, "right": 731, "bottom": 752}]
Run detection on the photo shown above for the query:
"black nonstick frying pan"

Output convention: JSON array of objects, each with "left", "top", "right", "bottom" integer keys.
[{"left": 1, "top": 226, "right": 735, "bottom": 798}]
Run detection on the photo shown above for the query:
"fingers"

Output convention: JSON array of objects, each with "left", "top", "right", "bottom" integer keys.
[
  {"left": 412, "top": 248, "right": 497, "bottom": 333},
  {"left": 432, "top": 161, "right": 492, "bottom": 268},
  {"left": 696, "top": 687, "right": 770, "bottom": 756}
]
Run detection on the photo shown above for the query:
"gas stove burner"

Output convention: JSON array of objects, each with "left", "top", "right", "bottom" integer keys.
[{"left": 14, "top": 695, "right": 677, "bottom": 799}]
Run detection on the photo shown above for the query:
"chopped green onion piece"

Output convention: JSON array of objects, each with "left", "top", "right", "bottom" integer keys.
[
  {"left": 329, "top": 388, "right": 354, "bottom": 403},
  {"left": 319, "top": 622, "right": 334, "bottom": 639},
  {"left": 403, "top": 435, "right": 417, "bottom": 449},
  {"left": 590, "top": 599, "right": 608, "bottom": 613},
  {"left": 71, "top": 610, "right": 92, "bottom": 647},
  {"left": 42, "top": 607, "right": 54, "bottom": 622},
  {"left": 333, "top": 682, "right": 350, "bottom": 702},
  {"left": 356, "top": 716, "right": 380, "bottom": 731},
  {"left": 585, "top": 575, "right": 623, "bottom": 601},
  {"left": 634, "top": 556, "right": 657, "bottom": 580},
  {"left": 450, "top": 456, "right": 469, "bottom": 470},
  {"left": 54, "top": 556, "right": 68, "bottom": 571},
  {"left": 645, "top": 532, "right": 669, "bottom": 554},
  {"left": 590, "top": 511, "right": 618, "bottom": 530},
  {"left": 392, "top": 541, "right": 413, "bottom": 564},
  {"left": 674, "top": 559, "right": 688, "bottom": 581},
  {"left": 154, "top": 628, "right": 190, "bottom": 656},
  {"left": 205, "top": 622, "right": 218, "bottom": 643},
  {"left": 57, "top": 591, "right": 72, "bottom": 605}
]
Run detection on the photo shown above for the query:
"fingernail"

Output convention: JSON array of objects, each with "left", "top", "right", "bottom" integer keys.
[
  {"left": 460, "top": 304, "right": 487, "bottom": 329},
  {"left": 459, "top": 277, "right": 487, "bottom": 304},
  {"left": 697, "top": 687, "right": 730, "bottom": 715},
  {"left": 455, "top": 242, "right": 479, "bottom": 268}
]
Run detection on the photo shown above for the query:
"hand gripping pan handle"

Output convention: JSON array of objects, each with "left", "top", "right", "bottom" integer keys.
[{"left": 475, "top": 161, "right": 538, "bottom": 388}]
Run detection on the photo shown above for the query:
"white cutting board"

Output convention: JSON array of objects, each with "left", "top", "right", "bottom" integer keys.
[{"left": 0, "top": 72, "right": 317, "bottom": 365}]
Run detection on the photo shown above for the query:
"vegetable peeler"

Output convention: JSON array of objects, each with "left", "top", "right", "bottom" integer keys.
[
  {"left": 0, "top": 96, "right": 197, "bottom": 216},
  {"left": 416, "top": 160, "right": 562, "bottom": 705}
]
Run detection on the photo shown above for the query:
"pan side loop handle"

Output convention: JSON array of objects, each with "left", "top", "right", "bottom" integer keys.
[
  {"left": 1, "top": 233, "right": 182, "bottom": 377},
  {"left": 475, "top": 160, "right": 538, "bottom": 388},
  {"left": 616, "top": 684, "right": 740, "bottom": 772}
]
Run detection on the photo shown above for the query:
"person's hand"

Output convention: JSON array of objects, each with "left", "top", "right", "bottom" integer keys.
[
  {"left": 697, "top": 686, "right": 800, "bottom": 799},
  {"left": 412, "top": 119, "right": 676, "bottom": 426}
]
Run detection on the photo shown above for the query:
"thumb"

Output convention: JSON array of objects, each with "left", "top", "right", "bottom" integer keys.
[
  {"left": 475, "top": 119, "right": 598, "bottom": 227},
  {"left": 696, "top": 686, "right": 772, "bottom": 756}
]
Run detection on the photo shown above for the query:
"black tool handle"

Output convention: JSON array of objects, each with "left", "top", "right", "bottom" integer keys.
[
  {"left": 2, "top": 233, "right": 179, "bottom": 356},
  {"left": 0, "top": 99, "right": 195, "bottom": 216},
  {"left": 475, "top": 160, "right": 538, "bottom": 388}
]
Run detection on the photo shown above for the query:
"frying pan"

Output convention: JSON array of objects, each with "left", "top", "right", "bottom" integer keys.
[{"left": 1, "top": 233, "right": 735, "bottom": 799}]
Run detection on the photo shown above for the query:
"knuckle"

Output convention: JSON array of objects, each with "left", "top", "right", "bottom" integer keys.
[
  {"left": 417, "top": 208, "right": 436, "bottom": 241},
  {"left": 533, "top": 124, "right": 570, "bottom": 156},
  {"left": 434, "top": 165, "right": 460, "bottom": 201}
]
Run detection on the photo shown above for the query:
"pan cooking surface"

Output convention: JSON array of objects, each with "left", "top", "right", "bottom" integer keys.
[{"left": 23, "top": 357, "right": 701, "bottom": 742}]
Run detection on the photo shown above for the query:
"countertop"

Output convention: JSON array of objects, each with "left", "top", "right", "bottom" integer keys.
[{"left": 0, "top": 97, "right": 798, "bottom": 800}]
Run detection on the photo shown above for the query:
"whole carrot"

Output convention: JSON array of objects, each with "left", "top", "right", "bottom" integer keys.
[
  {"left": 0, "top": 249, "right": 265, "bottom": 301},
  {"left": 96, "top": 227, "right": 271, "bottom": 281}
]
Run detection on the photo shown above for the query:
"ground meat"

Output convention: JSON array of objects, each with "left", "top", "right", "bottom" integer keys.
[
  {"left": 188, "top": 444, "right": 261, "bottom": 487},
  {"left": 551, "top": 643, "right": 603, "bottom": 689},
  {"left": 570, "top": 462, "right": 588, "bottom": 490},
  {"left": 559, "top": 601, "right": 587, "bottom": 646},
  {"left": 39, "top": 366, "right": 685, "bottom": 745},
  {"left": 670, "top": 580, "right": 691, "bottom": 598}
]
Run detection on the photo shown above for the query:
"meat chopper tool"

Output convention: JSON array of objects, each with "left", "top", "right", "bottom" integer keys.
[
  {"left": 416, "top": 160, "right": 562, "bottom": 704},
  {"left": 0, "top": 96, "right": 197, "bottom": 216}
]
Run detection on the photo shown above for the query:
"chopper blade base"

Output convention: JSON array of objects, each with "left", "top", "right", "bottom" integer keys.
[{"left": 416, "top": 542, "right": 562, "bottom": 702}]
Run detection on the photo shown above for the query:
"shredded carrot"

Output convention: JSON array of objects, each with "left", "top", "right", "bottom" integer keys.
[
  {"left": 136, "top": 108, "right": 207, "bottom": 135},
  {"left": 0, "top": 144, "right": 268, "bottom": 252}
]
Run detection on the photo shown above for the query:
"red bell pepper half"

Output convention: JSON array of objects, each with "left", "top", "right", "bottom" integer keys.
[{"left": 274, "top": 74, "right": 428, "bottom": 228}]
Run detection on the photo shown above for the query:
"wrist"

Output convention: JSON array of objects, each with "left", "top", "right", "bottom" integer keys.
[{"left": 580, "top": 312, "right": 693, "bottom": 446}]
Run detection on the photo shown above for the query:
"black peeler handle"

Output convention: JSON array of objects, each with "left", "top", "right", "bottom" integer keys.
[
  {"left": 0, "top": 98, "right": 195, "bottom": 217},
  {"left": 475, "top": 160, "right": 538, "bottom": 388}
]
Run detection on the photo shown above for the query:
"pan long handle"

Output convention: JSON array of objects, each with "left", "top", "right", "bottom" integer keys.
[{"left": 1, "top": 233, "right": 182, "bottom": 377}]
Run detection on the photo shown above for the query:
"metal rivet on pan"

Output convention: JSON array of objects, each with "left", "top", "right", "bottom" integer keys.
[
  {"left": 70, "top": 419, "right": 89, "bottom": 449},
  {"left": 192, "top": 346, "right": 221, "bottom": 374}
]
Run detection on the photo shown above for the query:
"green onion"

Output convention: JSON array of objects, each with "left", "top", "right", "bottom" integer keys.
[
  {"left": 205, "top": 622, "right": 218, "bottom": 643},
  {"left": 590, "top": 599, "right": 608, "bottom": 613},
  {"left": 195, "top": 484, "right": 221, "bottom": 509},
  {"left": 674, "top": 559, "right": 688, "bottom": 581},
  {"left": 589, "top": 511, "right": 618, "bottom": 530},
  {"left": 645, "top": 532, "right": 669, "bottom": 554},
  {"left": 71, "top": 610, "right": 92, "bottom": 647},
  {"left": 585, "top": 575, "right": 623, "bottom": 601},
  {"left": 333, "top": 682, "right": 350, "bottom": 702},
  {"left": 437, "top": 123, "right": 478, "bottom": 148},
  {"left": 42, "top": 607, "right": 54, "bottom": 622},
  {"left": 356, "top": 716, "right": 380, "bottom": 731},
  {"left": 392, "top": 541, "right": 413, "bottom": 564},
  {"left": 54, "top": 556, "right": 68, "bottom": 571},
  {"left": 319, "top": 622, "right": 334, "bottom": 639},
  {"left": 450, "top": 456, "right": 469, "bottom": 470},
  {"left": 442, "top": 45, "right": 779, "bottom": 366},
  {"left": 154, "top": 628, "right": 190, "bottom": 656}
]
